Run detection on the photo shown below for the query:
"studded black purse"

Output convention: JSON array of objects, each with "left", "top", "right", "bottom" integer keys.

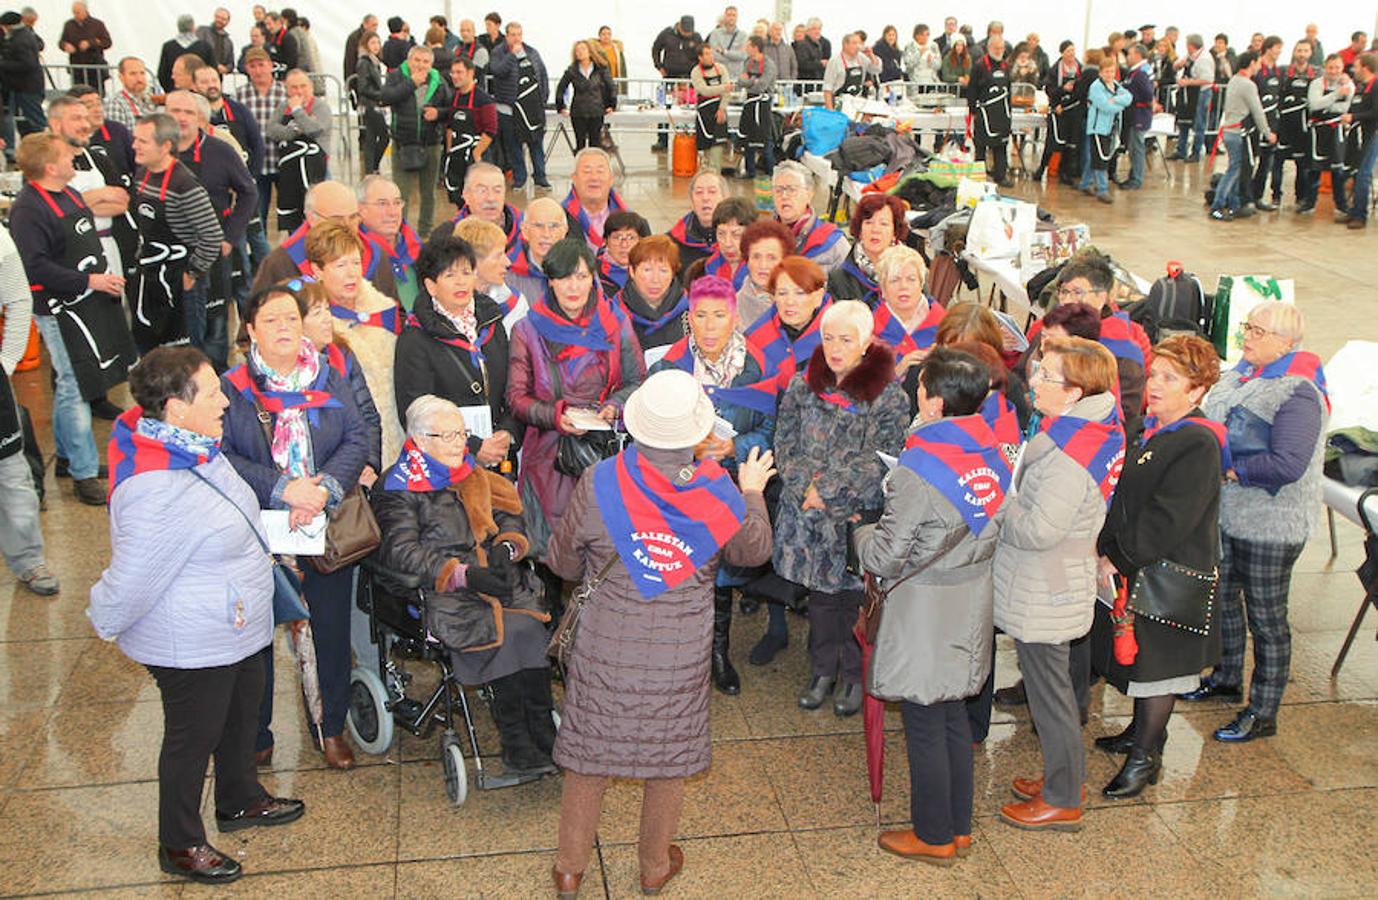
[{"left": 1126, "top": 559, "right": 1218, "bottom": 635}]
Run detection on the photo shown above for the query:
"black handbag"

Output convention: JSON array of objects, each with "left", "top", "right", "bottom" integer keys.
[
  {"left": 555, "top": 430, "right": 623, "bottom": 477},
  {"left": 1126, "top": 559, "right": 1218, "bottom": 635},
  {"left": 396, "top": 142, "right": 426, "bottom": 171}
]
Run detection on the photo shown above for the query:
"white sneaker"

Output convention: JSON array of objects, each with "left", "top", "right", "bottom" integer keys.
[{"left": 19, "top": 564, "right": 59, "bottom": 596}]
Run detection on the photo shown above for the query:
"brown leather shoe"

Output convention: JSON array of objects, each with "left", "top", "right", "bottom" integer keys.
[
  {"left": 321, "top": 735, "right": 355, "bottom": 770},
  {"left": 552, "top": 864, "right": 584, "bottom": 899},
  {"left": 953, "top": 834, "right": 972, "bottom": 858},
  {"left": 1000, "top": 796, "right": 1083, "bottom": 832},
  {"left": 1011, "top": 776, "right": 1088, "bottom": 803},
  {"left": 877, "top": 830, "right": 956, "bottom": 866},
  {"left": 158, "top": 844, "right": 243, "bottom": 884},
  {"left": 640, "top": 844, "right": 684, "bottom": 895},
  {"left": 255, "top": 746, "right": 273, "bottom": 768},
  {"left": 1349, "top": 218, "right": 1368, "bottom": 230}
]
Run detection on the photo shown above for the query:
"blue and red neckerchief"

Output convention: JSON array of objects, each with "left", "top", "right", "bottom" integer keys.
[
  {"left": 281, "top": 223, "right": 313, "bottom": 274},
  {"left": 1098, "top": 311, "right": 1145, "bottom": 367},
  {"left": 528, "top": 293, "right": 627, "bottom": 385},
  {"left": 378, "top": 221, "right": 422, "bottom": 285},
  {"left": 562, "top": 188, "right": 626, "bottom": 249},
  {"left": 836, "top": 255, "right": 879, "bottom": 307},
  {"left": 617, "top": 284, "right": 688, "bottom": 336},
  {"left": 107, "top": 407, "right": 220, "bottom": 497},
  {"left": 1234, "top": 350, "right": 1331, "bottom": 412},
  {"left": 980, "top": 391, "right": 1023, "bottom": 446},
  {"left": 900, "top": 413, "right": 1011, "bottom": 535},
  {"left": 506, "top": 241, "right": 549, "bottom": 293},
  {"left": 1142, "top": 415, "right": 1233, "bottom": 470},
  {"left": 702, "top": 251, "right": 748, "bottom": 290},
  {"left": 284, "top": 221, "right": 386, "bottom": 280},
  {"left": 745, "top": 299, "right": 831, "bottom": 393},
  {"left": 873, "top": 300, "right": 945, "bottom": 365},
  {"left": 596, "top": 249, "right": 630, "bottom": 293},
  {"left": 592, "top": 445, "right": 746, "bottom": 599},
  {"left": 793, "top": 216, "right": 845, "bottom": 260},
  {"left": 330, "top": 301, "right": 403, "bottom": 335},
  {"left": 405, "top": 311, "right": 495, "bottom": 371},
  {"left": 381, "top": 437, "right": 475, "bottom": 492},
  {"left": 225, "top": 361, "right": 341, "bottom": 426},
  {"left": 324, "top": 342, "right": 353, "bottom": 378},
  {"left": 659, "top": 338, "right": 779, "bottom": 415},
  {"left": 455, "top": 203, "right": 522, "bottom": 252},
  {"left": 1040, "top": 407, "right": 1126, "bottom": 505},
  {"left": 669, "top": 212, "right": 714, "bottom": 254}
]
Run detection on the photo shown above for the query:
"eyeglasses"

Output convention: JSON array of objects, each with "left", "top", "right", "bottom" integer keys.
[
  {"left": 607, "top": 232, "right": 640, "bottom": 244},
  {"left": 1029, "top": 366, "right": 1067, "bottom": 386},
  {"left": 773, "top": 184, "right": 807, "bottom": 197},
  {"left": 1241, "top": 322, "right": 1281, "bottom": 339},
  {"left": 421, "top": 430, "right": 467, "bottom": 444},
  {"left": 1056, "top": 285, "right": 1101, "bottom": 300}
]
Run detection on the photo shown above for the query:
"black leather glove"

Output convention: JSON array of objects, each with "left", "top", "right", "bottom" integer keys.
[{"left": 465, "top": 565, "right": 512, "bottom": 598}]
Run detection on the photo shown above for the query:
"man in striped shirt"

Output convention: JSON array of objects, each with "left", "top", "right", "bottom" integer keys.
[
  {"left": 102, "top": 57, "right": 161, "bottom": 130},
  {"left": 128, "top": 113, "right": 223, "bottom": 351},
  {"left": 234, "top": 48, "right": 286, "bottom": 252}
]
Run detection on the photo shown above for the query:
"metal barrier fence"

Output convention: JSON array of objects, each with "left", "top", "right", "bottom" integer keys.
[{"left": 605, "top": 76, "right": 961, "bottom": 108}]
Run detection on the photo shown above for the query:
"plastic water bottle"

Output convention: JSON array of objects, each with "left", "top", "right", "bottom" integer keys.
[{"left": 656, "top": 82, "right": 666, "bottom": 108}]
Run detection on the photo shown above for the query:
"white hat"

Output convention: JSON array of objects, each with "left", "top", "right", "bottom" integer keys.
[{"left": 623, "top": 369, "right": 715, "bottom": 450}]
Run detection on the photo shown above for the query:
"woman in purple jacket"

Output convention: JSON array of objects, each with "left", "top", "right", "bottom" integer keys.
[
  {"left": 220, "top": 281, "right": 370, "bottom": 770},
  {"left": 89, "top": 346, "right": 305, "bottom": 885}
]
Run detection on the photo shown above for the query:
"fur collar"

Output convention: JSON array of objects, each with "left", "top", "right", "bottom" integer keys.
[{"left": 805, "top": 341, "right": 893, "bottom": 404}]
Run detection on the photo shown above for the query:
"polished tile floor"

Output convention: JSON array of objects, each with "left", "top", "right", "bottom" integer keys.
[{"left": 3, "top": 142, "right": 1377, "bottom": 898}]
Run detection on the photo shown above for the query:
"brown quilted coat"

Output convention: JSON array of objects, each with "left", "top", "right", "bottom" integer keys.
[{"left": 546, "top": 445, "right": 773, "bottom": 778}]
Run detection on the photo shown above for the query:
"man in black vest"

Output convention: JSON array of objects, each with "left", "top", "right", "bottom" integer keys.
[
  {"left": 969, "top": 34, "right": 1014, "bottom": 187},
  {"left": 489, "top": 22, "right": 550, "bottom": 189}
]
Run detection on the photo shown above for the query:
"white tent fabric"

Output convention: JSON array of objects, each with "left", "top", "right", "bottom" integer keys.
[{"left": 20, "top": 1, "right": 1373, "bottom": 90}]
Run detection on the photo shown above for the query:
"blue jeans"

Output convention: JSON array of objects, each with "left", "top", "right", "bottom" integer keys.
[
  {"left": 12, "top": 91, "right": 47, "bottom": 135},
  {"left": 183, "top": 267, "right": 229, "bottom": 372},
  {"left": 0, "top": 452, "right": 45, "bottom": 576},
  {"left": 254, "top": 172, "right": 278, "bottom": 224},
  {"left": 498, "top": 113, "right": 546, "bottom": 186},
  {"left": 1190, "top": 90, "right": 1212, "bottom": 158},
  {"left": 1350, "top": 137, "right": 1378, "bottom": 223},
  {"left": 744, "top": 136, "right": 775, "bottom": 177},
  {"left": 1212, "top": 132, "right": 1247, "bottom": 212},
  {"left": 33, "top": 315, "right": 100, "bottom": 480},
  {"left": 1078, "top": 165, "right": 1109, "bottom": 194},
  {"left": 1126, "top": 128, "right": 1146, "bottom": 186}
]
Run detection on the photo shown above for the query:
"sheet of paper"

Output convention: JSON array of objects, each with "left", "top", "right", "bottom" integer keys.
[
  {"left": 712, "top": 416, "right": 738, "bottom": 440},
  {"left": 643, "top": 344, "right": 672, "bottom": 368},
  {"left": 458, "top": 404, "right": 493, "bottom": 440},
  {"left": 565, "top": 408, "right": 613, "bottom": 431},
  {"left": 261, "top": 510, "right": 327, "bottom": 556},
  {"left": 991, "top": 309, "right": 1030, "bottom": 352}
]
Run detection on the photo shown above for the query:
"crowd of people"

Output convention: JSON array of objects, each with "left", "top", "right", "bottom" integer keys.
[{"left": 0, "top": 4, "right": 1349, "bottom": 894}]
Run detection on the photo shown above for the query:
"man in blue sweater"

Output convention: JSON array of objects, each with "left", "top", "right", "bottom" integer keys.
[{"left": 489, "top": 21, "right": 550, "bottom": 189}]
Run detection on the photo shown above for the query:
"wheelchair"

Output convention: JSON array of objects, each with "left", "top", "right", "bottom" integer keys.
[{"left": 347, "top": 558, "right": 560, "bottom": 806}]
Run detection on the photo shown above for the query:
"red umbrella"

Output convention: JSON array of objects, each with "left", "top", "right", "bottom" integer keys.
[{"left": 854, "top": 581, "right": 885, "bottom": 826}]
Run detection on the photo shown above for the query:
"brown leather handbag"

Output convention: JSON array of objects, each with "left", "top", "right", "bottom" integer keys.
[
  {"left": 307, "top": 485, "right": 382, "bottom": 574},
  {"left": 546, "top": 554, "right": 617, "bottom": 669}
]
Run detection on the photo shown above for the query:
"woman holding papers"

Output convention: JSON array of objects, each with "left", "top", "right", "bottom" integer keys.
[
  {"left": 993, "top": 336, "right": 1123, "bottom": 834},
  {"left": 90, "top": 346, "right": 305, "bottom": 885},
  {"left": 853, "top": 347, "right": 1008, "bottom": 866},
  {"left": 394, "top": 235, "right": 518, "bottom": 472},
  {"left": 773, "top": 300, "right": 909, "bottom": 718},
  {"left": 220, "top": 281, "right": 369, "bottom": 771},
  {"left": 651, "top": 276, "right": 778, "bottom": 695}
]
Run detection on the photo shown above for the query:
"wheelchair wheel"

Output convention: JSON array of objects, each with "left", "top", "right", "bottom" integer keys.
[
  {"left": 441, "top": 732, "right": 468, "bottom": 807},
  {"left": 346, "top": 666, "right": 394, "bottom": 755}
]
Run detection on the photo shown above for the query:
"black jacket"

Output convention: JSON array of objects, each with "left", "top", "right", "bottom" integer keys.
[
  {"left": 382, "top": 34, "right": 413, "bottom": 71},
  {"left": 793, "top": 38, "right": 824, "bottom": 81},
  {"left": 157, "top": 37, "right": 213, "bottom": 94},
  {"left": 355, "top": 55, "right": 385, "bottom": 109},
  {"left": 381, "top": 66, "right": 450, "bottom": 146},
  {"left": 556, "top": 63, "right": 616, "bottom": 117},
  {"left": 393, "top": 290, "right": 518, "bottom": 459},
  {"left": 652, "top": 26, "right": 702, "bottom": 78},
  {"left": 0, "top": 25, "right": 45, "bottom": 94}
]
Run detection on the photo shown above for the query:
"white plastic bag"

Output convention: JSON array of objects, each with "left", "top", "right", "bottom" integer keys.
[
  {"left": 956, "top": 176, "right": 997, "bottom": 209},
  {"left": 967, "top": 198, "right": 1037, "bottom": 260},
  {"left": 1211, "top": 275, "right": 1297, "bottom": 367}
]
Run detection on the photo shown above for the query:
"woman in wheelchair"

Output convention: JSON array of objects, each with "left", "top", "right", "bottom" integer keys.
[{"left": 370, "top": 394, "right": 558, "bottom": 780}]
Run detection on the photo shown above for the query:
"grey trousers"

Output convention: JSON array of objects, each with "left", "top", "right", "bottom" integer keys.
[
  {"left": 0, "top": 452, "right": 45, "bottom": 577},
  {"left": 1016, "top": 638, "right": 1084, "bottom": 809}
]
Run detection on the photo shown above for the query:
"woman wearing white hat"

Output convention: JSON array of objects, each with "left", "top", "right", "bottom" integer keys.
[{"left": 546, "top": 369, "right": 776, "bottom": 898}]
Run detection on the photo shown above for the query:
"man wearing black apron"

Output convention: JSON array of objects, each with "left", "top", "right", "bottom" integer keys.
[
  {"left": 489, "top": 22, "right": 550, "bottom": 189},
  {"left": 1304, "top": 55, "right": 1355, "bottom": 214},
  {"left": 0, "top": 226, "right": 58, "bottom": 593},
  {"left": 263, "top": 69, "right": 331, "bottom": 234},
  {"left": 1033, "top": 42, "right": 1082, "bottom": 182},
  {"left": 128, "top": 113, "right": 225, "bottom": 353},
  {"left": 823, "top": 32, "right": 879, "bottom": 110},
  {"left": 1249, "top": 37, "right": 1285, "bottom": 209},
  {"left": 691, "top": 44, "right": 731, "bottom": 174},
  {"left": 1169, "top": 35, "right": 1215, "bottom": 161},
  {"left": 10, "top": 132, "right": 137, "bottom": 504},
  {"left": 969, "top": 35, "right": 1014, "bottom": 187},
  {"left": 168, "top": 91, "right": 257, "bottom": 372},
  {"left": 442, "top": 56, "right": 496, "bottom": 207},
  {"left": 737, "top": 35, "right": 777, "bottom": 178},
  {"left": 1271, "top": 45, "right": 1318, "bottom": 211}
]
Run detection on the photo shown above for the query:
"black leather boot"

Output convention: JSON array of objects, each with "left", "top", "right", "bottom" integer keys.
[
  {"left": 1095, "top": 724, "right": 1167, "bottom": 755},
  {"left": 520, "top": 667, "right": 559, "bottom": 763},
  {"left": 1102, "top": 747, "right": 1162, "bottom": 799},
  {"left": 488, "top": 672, "right": 552, "bottom": 776},
  {"left": 712, "top": 588, "right": 741, "bottom": 695}
]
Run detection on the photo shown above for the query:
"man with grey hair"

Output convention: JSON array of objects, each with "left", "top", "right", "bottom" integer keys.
[
  {"left": 431, "top": 161, "right": 522, "bottom": 252},
  {"left": 771, "top": 161, "right": 849, "bottom": 272},
  {"left": 264, "top": 68, "right": 331, "bottom": 234},
  {"left": 382, "top": 44, "right": 446, "bottom": 236},
  {"left": 59, "top": 1, "right": 113, "bottom": 94},
  {"left": 261, "top": 10, "right": 299, "bottom": 79},
  {"left": 356, "top": 175, "right": 423, "bottom": 309},
  {"left": 128, "top": 112, "right": 224, "bottom": 352},
  {"left": 156, "top": 15, "right": 213, "bottom": 97},
  {"left": 167, "top": 90, "right": 256, "bottom": 368},
  {"left": 196, "top": 7, "right": 234, "bottom": 75},
  {"left": 1170, "top": 33, "right": 1216, "bottom": 161},
  {"left": 505, "top": 197, "right": 567, "bottom": 301},
  {"left": 562, "top": 147, "right": 625, "bottom": 250},
  {"left": 667, "top": 169, "right": 727, "bottom": 267},
  {"left": 764, "top": 21, "right": 797, "bottom": 82}
]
